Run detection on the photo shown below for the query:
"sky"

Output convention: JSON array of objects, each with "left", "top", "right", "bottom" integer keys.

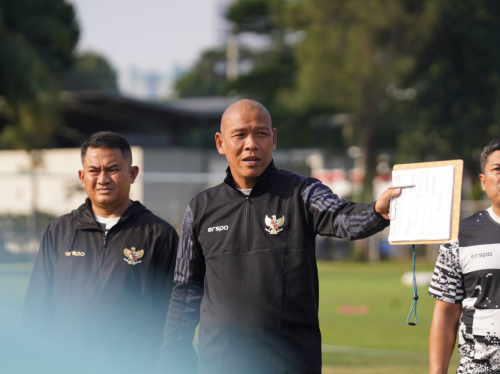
[{"left": 68, "top": 0, "right": 231, "bottom": 98}]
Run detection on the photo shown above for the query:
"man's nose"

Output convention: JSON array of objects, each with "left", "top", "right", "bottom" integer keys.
[
  {"left": 244, "top": 134, "right": 258, "bottom": 150},
  {"left": 97, "top": 170, "right": 111, "bottom": 184}
]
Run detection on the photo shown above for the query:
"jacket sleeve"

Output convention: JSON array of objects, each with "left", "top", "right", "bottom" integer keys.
[
  {"left": 157, "top": 205, "right": 205, "bottom": 374},
  {"left": 143, "top": 222, "right": 179, "bottom": 360},
  {"left": 302, "top": 179, "right": 389, "bottom": 240},
  {"left": 23, "top": 223, "right": 56, "bottom": 336},
  {"left": 151, "top": 223, "right": 178, "bottom": 315}
]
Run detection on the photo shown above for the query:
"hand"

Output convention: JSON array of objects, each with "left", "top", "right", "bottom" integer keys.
[{"left": 374, "top": 188, "right": 401, "bottom": 220}]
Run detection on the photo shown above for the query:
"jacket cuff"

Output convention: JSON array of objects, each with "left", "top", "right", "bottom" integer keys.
[{"left": 370, "top": 202, "right": 390, "bottom": 227}]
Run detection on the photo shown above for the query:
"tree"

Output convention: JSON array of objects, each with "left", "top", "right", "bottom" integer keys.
[
  {"left": 282, "top": 0, "right": 500, "bottom": 198},
  {"left": 64, "top": 51, "right": 118, "bottom": 92},
  {"left": 176, "top": 0, "right": 500, "bottom": 200},
  {"left": 397, "top": 0, "right": 500, "bottom": 183},
  {"left": 175, "top": 49, "right": 231, "bottom": 97},
  {"left": 281, "top": 0, "right": 440, "bottom": 200},
  {"left": 0, "top": 0, "right": 79, "bottom": 240},
  {"left": 0, "top": 0, "right": 79, "bottom": 149},
  {"left": 174, "top": 0, "right": 341, "bottom": 149}
]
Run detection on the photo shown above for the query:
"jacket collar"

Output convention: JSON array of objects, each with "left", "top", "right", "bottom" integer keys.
[
  {"left": 224, "top": 159, "right": 277, "bottom": 197},
  {"left": 72, "top": 198, "right": 148, "bottom": 228}
]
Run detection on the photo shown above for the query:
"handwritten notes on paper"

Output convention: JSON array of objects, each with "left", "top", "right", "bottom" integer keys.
[{"left": 388, "top": 165, "right": 455, "bottom": 242}]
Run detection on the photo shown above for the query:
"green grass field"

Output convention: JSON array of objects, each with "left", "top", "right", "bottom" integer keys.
[
  {"left": 317, "top": 261, "right": 459, "bottom": 373},
  {"left": 0, "top": 261, "right": 460, "bottom": 373}
]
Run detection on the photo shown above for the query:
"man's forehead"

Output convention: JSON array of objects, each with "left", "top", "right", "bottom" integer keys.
[
  {"left": 222, "top": 109, "right": 271, "bottom": 132},
  {"left": 221, "top": 99, "right": 272, "bottom": 131},
  {"left": 486, "top": 150, "right": 500, "bottom": 165},
  {"left": 227, "top": 121, "right": 271, "bottom": 131},
  {"left": 83, "top": 147, "right": 126, "bottom": 164},
  {"left": 487, "top": 160, "right": 500, "bottom": 168}
]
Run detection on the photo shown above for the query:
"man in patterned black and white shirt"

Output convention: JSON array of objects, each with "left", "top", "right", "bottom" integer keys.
[{"left": 428, "top": 138, "right": 500, "bottom": 374}]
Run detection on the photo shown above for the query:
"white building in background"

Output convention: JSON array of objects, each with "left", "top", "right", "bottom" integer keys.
[
  {"left": 0, "top": 147, "right": 355, "bottom": 230},
  {"left": 0, "top": 147, "right": 221, "bottom": 230},
  {"left": 0, "top": 148, "right": 143, "bottom": 219}
]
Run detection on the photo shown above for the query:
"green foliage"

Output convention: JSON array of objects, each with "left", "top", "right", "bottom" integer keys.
[
  {"left": 175, "top": 0, "right": 325, "bottom": 149},
  {"left": 0, "top": 0, "right": 79, "bottom": 100},
  {"left": 64, "top": 51, "right": 118, "bottom": 92},
  {"left": 226, "top": 0, "right": 272, "bottom": 34},
  {"left": 284, "top": 0, "right": 436, "bottom": 108},
  {"left": 470, "top": 179, "right": 485, "bottom": 201},
  {"left": 0, "top": 0, "right": 79, "bottom": 150},
  {"left": 396, "top": 0, "right": 500, "bottom": 178},
  {"left": 175, "top": 50, "right": 229, "bottom": 97},
  {"left": 281, "top": 0, "right": 441, "bottom": 198},
  {"left": 175, "top": 0, "right": 500, "bottom": 199},
  {"left": 0, "top": 100, "right": 62, "bottom": 149}
]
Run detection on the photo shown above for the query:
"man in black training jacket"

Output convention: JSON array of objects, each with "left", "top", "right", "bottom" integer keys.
[
  {"left": 24, "top": 132, "right": 178, "bottom": 374},
  {"left": 158, "top": 100, "right": 400, "bottom": 374}
]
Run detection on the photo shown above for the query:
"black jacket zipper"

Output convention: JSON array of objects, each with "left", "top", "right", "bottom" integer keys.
[
  {"left": 103, "top": 232, "right": 108, "bottom": 248},
  {"left": 244, "top": 196, "right": 250, "bottom": 252}
]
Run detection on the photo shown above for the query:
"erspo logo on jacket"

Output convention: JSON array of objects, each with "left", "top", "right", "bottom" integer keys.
[{"left": 65, "top": 251, "right": 85, "bottom": 257}]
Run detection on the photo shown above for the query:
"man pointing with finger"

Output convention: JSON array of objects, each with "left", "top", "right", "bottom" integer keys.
[{"left": 158, "top": 99, "right": 400, "bottom": 374}]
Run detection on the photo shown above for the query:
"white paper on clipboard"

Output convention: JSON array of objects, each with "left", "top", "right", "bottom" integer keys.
[{"left": 388, "top": 165, "right": 455, "bottom": 242}]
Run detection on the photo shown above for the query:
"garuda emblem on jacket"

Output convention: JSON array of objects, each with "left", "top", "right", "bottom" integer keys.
[
  {"left": 265, "top": 215, "right": 285, "bottom": 234},
  {"left": 123, "top": 247, "right": 144, "bottom": 265}
]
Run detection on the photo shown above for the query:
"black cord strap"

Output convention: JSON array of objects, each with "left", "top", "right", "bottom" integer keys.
[{"left": 406, "top": 244, "right": 418, "bottom": 326}]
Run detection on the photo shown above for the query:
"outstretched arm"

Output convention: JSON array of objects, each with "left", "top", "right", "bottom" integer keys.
[
  {"left": 429, "top": 300, "right": 461, "bottom": 374},
  {"left": 302, "top": 180, "right": 399, "bottom": 239}
]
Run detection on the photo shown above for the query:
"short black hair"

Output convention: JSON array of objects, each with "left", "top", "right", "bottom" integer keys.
[
  {"left": 480, "top": 138, "right": 500, "bottom": 173},
  {"left": 81, "top": 131, "right": 132, "bottom": 165}
]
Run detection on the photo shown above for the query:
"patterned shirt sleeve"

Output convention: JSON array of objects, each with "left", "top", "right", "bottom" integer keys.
[
  {"left": 301, "top": 179, "right": 390, "bottom": 240},
  {"left": 174, "top": 205, "right": 206, "bottom": 285},
  {"left": 157, "top": 205, "right": 204, "bottom": 374},
  {"left": 428, "top": 241, "right": 464, "bottom": 304}
]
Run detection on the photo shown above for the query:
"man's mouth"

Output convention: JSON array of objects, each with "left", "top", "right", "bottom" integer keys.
[
  {"left": 242, "top": 157, "right": 261, "bottom": 166},
  {"left": 97, "top": 188, "right": 113, "bottom": 193}
]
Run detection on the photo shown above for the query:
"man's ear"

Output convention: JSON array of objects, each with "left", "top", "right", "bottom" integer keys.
[
  {"left": 272, "top": 128, "right": 277, "bottom": 151},
  {"left": 78, "top": 169, "right": 85, "bottom": 187},
  {"left": 130, "top": 166, "right": 139, "bottom": 184},
  {"left": 479, "top": 174, "right": 486, "bottom": 191},
  {"left": 215, "top": 132, "right": 225, "bottom": 155}
]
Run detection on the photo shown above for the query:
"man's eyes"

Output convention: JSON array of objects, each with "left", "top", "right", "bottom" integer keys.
[
  {"left": 232, "top": 132, "right": 269, "bottom": 137},
  {"left": 88, "top": 168, "right": 120, "bottom": 173}
]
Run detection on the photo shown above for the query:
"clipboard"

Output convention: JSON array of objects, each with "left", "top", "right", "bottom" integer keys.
[{"left": 389, "top": 160, "right": 463, "bottom": 245}]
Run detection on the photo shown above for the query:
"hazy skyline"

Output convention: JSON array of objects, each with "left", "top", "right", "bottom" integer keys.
[{"left": 68, "top": 0, "right": 231, "bottom": 98}]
